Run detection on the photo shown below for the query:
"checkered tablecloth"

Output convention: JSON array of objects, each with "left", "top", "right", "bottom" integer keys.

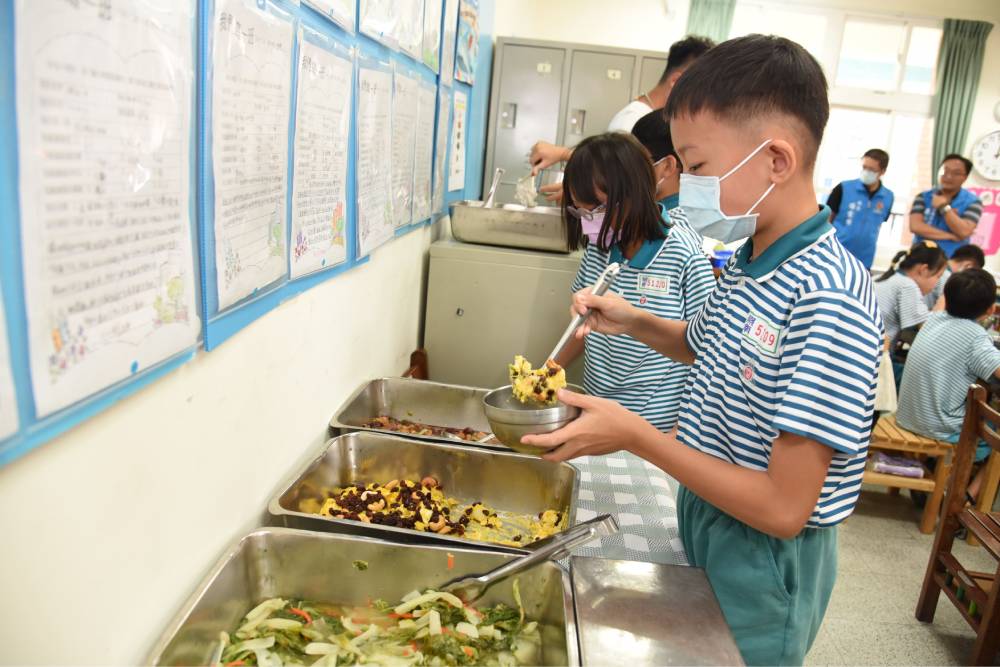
[{"left": 569, "top": 452, "right": 688, "bottom": 565}]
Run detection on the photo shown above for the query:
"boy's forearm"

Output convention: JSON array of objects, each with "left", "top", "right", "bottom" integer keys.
[
  {"left": 631, "top": 430, "right": 831, "bottom": 539},
  {"left": 629, "top": 310, "right": 696, "bottom": 364}
]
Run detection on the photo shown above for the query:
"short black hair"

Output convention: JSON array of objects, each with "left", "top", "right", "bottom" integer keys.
[
  {"left": 952, "top": 244, "right": 986, "bottom": 269},
  {"left": 562, "top": 133, "right": 665, "bottom": 252},
  {"left": 864, "top": 148, "right": 889, "bottom": 172},
  {"left": 664, "top": 34, "right": 829, "bottom": 166},
  {"left": 631, "top": 109, "right": 679, "bottom": 164},
  {"left": 659, "top": 36, "right": 715, "bottom": 83},
  {"left": 942, "top": 153, "right": 974, "bottom": 176},
  {"left": 945, "top": 269, "right": 996, "bottom": 320}
]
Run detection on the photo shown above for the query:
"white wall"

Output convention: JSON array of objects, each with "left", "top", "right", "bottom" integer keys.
[
  {"left": 0, "top": 225, "right": 435, "bottom": 664},
  {"left": 493, "top": 0, "right": 691, "bottom": 54}
]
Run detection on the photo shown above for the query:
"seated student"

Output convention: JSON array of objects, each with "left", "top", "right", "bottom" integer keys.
[
  {"left": 874, "top": 242, "right": 947, "bottom": 387},
  {"left": 897, "top": 269, "right": 1000, "bottom": 502},
  {"left": 630, "top": 108, "right": 685, "bottom": 209},
  {"left": 923, "top": 243, "right": 986, "bottom": 310},
  {"left": 555, "top": 132, "right": 715, "bottom": 564},
  {"left": 524, "top": 35, "right": 882, "bottom": 665}
]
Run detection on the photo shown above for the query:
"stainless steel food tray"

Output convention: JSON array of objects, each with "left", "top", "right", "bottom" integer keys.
[
  {"left": 330, "top": 377, "right": 508, "bottom": 450},
  {"left": 147, "top": 528, "right": 579, "bottom": 666},
  {"left": 269, "top": 431, "right": 579, "bottom": 554},
  {"left": 451, "top": 199, "right": 572, "bottom": 253}
]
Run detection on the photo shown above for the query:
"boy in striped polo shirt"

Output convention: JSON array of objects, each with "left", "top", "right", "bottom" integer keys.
[
  {"left": 897, "top": 269, "right": 1000, "bottom": 501},
  {"left": 524, "top": 35, "right": 883, "bottom": 665}
]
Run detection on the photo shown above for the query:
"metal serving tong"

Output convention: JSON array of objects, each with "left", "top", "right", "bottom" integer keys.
[
  {"left": 483, "top": 167, "right": 505, "bottom": 208},
  {"left": 441, "top": 514, "right": 619, "bottom": 604},
  {"left": 547, "top": 262, "right": 622, "bottom": 363}
]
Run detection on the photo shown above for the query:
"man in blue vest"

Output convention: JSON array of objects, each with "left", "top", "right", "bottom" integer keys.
[
  {"left": 825, "top": 148, "right": 895, "bottom": 268},
  {"left": 909, "top": 153, "right": 985, "bottom": 257}
]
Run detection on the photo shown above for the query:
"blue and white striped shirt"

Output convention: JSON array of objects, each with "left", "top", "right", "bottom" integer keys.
[
  {"left": 679, "top": 208, "right": 882, "bottom": 528},
  {"left": 875, "top": 271, "right": 930, "bottom": 341},
  {"left": 897, "top": 312, "right": 1000, "bottom": 440},
  {"left": 572, "top": 206, "right": 715, "bottom": 430}
]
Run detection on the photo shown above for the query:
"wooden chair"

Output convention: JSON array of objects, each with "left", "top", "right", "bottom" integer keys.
[
  {"left": 916, "top": 385, "right": 1000, "bottom": 665},
  {"left": 866, "top": 414, "right": 953, "bottom": 533}
]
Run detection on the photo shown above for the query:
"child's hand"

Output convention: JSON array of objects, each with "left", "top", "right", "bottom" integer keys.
[
  {"left": 520, "top": 389, "right": 658, "bottom": 461},
  {"left": 572, "top": 289, "right": 640, "bottom": 337}
]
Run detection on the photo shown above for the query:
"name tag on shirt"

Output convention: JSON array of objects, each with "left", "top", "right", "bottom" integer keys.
[
  {"left": 637, "top": 274, "right": 670, "bottom": 295},
  {"left": 742, "top": 310, "right": 780, "bottom": 355}
]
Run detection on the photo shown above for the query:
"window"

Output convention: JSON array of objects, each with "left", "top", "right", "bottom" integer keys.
[
  {"left": 836, "top": 19, "right": 907, "bottom": 91},
  {"left": 902, "top": 26, "right": 942, "bottom": 94}
]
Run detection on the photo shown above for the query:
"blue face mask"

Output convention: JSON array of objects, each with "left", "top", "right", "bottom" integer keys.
[{"left": 679, "top": 139, "right": 775, "bottom": 244}]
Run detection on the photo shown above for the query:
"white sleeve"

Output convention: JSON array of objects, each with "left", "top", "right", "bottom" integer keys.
[{"left": 606, "top": 103, "right": 650, "bottom": 133}]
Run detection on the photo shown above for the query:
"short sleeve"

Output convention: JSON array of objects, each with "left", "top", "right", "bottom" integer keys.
[
  {"left": 910, "top": 194, "right": 926, "bottom": 215},
  {"left": 685, "top": 287, "right": 719, "bottom": 355},
  {"left": 968, "top": 332, "right": 1000, "bottom": 381},
  {"left": 897, "top": 281, "right": 930, "bottom": 330},
  {"left": 826, "top": 184, "right": 844, "bottom": 217},
  {"left": 963, "top": 199, "right": 984, "bottom": 224},
  {"left": 681, "top": 252, "right": 715, "bottom": 321},
  {"left": 773, "top": 289, "right": 882, "bottom": 453}
]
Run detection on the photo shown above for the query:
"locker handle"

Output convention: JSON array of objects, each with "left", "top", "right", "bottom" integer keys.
[
  {"left": 500, "top": 102, "right": 517, "bottom": 129},
  {"left": 569, "top": 109, "right": 586, "bottom": 135}
]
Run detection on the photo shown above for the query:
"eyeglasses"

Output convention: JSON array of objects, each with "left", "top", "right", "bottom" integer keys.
[
  {"left": 940, "top": 168, "right": 968, "bottom": 178},
  {"left": 566, "top": 203, "right": 606, "bottom": 221}
]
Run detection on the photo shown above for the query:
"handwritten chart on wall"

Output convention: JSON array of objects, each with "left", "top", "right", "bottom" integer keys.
[
  {"left": 212, "top": 0, "right": 293, "bottom": 310},
  {"left": 412, "top": 82, "right": 437, "bottom": 223},
  {"left": 290, "top": 32, "right": 353, "bottom": 278},
  {"left": 14, "top": 0, "right": 200, "bottom": 416},
  {"left": 422, "top": 0, "right": 443, "bottom": 73},
  {"left": 397, "top": 0, "right": 426, "bottom": 60},
  {"left": 0, "top": 293, "right": 18, "bottom": 441},
  {"left": 391, "top": 71, "right": 419, "bottom": 228},
  {"left": 356, "top": 65, "right": 395, "bottom": 256},
  {"left": 440, "top": 0, "right": 459, "bottom": 85},
  {"left": 433, "top": 87, "right": 451, "bottom": 212},
  {"left": 302, "top": 0, "right": 355, "bottom": 33},
  {"left": 449, "top": 88, "right": 468, "bottom": 191}
]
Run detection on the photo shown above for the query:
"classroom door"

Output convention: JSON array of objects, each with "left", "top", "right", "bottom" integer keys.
[
  {"left": 563, "top": 51, "right": 636, "bottom": 147},
  {"left": 637, "top": 57, "right": 666, "bottom": 98},
  {"left": 490, "top": 44, "right": 565, "bottom": 204}
]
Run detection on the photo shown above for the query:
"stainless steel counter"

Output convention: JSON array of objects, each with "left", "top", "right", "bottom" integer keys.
[{"left": 571, "top": 557, "right": 743, "bottom": 666}]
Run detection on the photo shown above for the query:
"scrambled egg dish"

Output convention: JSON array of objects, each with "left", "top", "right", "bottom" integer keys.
[
  {"left": 509, "top": 355, "right": 567, "bottom": 405},
  {"left": 297, "top": 477, "right": 566, "bottom": 547}
]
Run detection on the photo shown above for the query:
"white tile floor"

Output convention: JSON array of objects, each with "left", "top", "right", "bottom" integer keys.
[{"left": 806, "top": 487, "right": 997, "bottom": 666}]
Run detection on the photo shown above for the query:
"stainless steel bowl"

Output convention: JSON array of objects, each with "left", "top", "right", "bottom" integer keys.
[{"left": 484, "top": 384, "right": 583, "bottom": 456}]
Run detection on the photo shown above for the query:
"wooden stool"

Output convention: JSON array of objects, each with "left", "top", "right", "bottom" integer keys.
[{"left": 866, "top": 415, "right": 953, "bottom": 534}]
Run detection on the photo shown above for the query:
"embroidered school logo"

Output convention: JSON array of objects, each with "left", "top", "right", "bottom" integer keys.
[
  {"left": 741, "top": 363, "right": 754, "bottom": 383},
  {"left": 637, "top": 274, "right": 670, "bottom": 295},
  {"left": 875, "top": 201, "right": 885, "bottom": 212},
  {"left": 742, "top": 310, "right": 780, "bottom": 355}
]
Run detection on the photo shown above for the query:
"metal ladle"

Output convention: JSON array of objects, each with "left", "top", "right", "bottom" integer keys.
[
  {"left": 441, "top": 514, "right": 619, "bottom": 603},
  {"left": 547, "top": 262, "right": 622, "bottom": 363}
]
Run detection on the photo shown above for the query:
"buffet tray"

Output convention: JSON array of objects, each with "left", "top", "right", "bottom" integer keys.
[
  {"left": 330, "top": 376, "right": 508, "bottom": 451},
  {"left": 451, "top": 199, "right": 572, "bottom": 253},
  {"left": 269, "top": 431, "right": 579, "bottom": 554},
  {"left": 147, "top": 528, "right": 578, "bottom": 666}
]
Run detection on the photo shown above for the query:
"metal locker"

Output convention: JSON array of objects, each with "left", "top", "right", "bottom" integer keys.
[
  {"left": 490, "top": 45, "right": 565, "bottom": 205},
  {"left": 637, "top": 57, "right": 667, "bottom": 98},
  {"left": 563, "top": 51, "right": 636, "bottom": 148}
]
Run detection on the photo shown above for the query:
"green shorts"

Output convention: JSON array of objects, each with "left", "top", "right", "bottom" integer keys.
[{"left": 678, "top": 486, "right": 838, "bottom": 666}]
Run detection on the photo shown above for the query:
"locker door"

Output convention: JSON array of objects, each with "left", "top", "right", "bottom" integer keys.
[
  {"left": 563, "top": 51, "right": 635, "bottom": 147},
  {"left": 638, "top": 57, "right": 667, "bottom": 97},
  {"left": 492, "top": 45, "right": 565, "bottom": 204}
]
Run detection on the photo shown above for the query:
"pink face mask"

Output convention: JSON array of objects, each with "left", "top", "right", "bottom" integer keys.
[{"left": 581, "top": 211, "right": 616, "bottom": 246}]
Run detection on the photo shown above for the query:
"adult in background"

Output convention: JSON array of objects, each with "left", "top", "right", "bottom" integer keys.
[
  {"left": 528, "top": 35, "right": 715, "bottom": 203},
  {"left": 826, "top": 148, "right": 894, "bottom": 269},
  {"left": 909, "top": 153, "right": 984, "bottom": 257}
]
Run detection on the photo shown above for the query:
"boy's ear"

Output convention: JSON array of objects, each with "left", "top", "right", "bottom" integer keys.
[
  {"left": 766, "top": 139, "right": 798, "bottom": 185},
  {"left": 666, "top": 155, "right": 682, "bottom": 178}
]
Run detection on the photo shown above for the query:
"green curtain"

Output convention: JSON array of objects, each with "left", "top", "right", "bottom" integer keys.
[
  {"left": 932, "top": 18, "right": 993, "bottom": 181},
  {"left": 686, "top": 0, "right": 736, "bottom": 44}
]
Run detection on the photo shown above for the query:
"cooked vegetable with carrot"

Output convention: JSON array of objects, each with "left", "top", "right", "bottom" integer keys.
[{"left": 216, "top": 583, "right": 542, "bottom": 666}]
